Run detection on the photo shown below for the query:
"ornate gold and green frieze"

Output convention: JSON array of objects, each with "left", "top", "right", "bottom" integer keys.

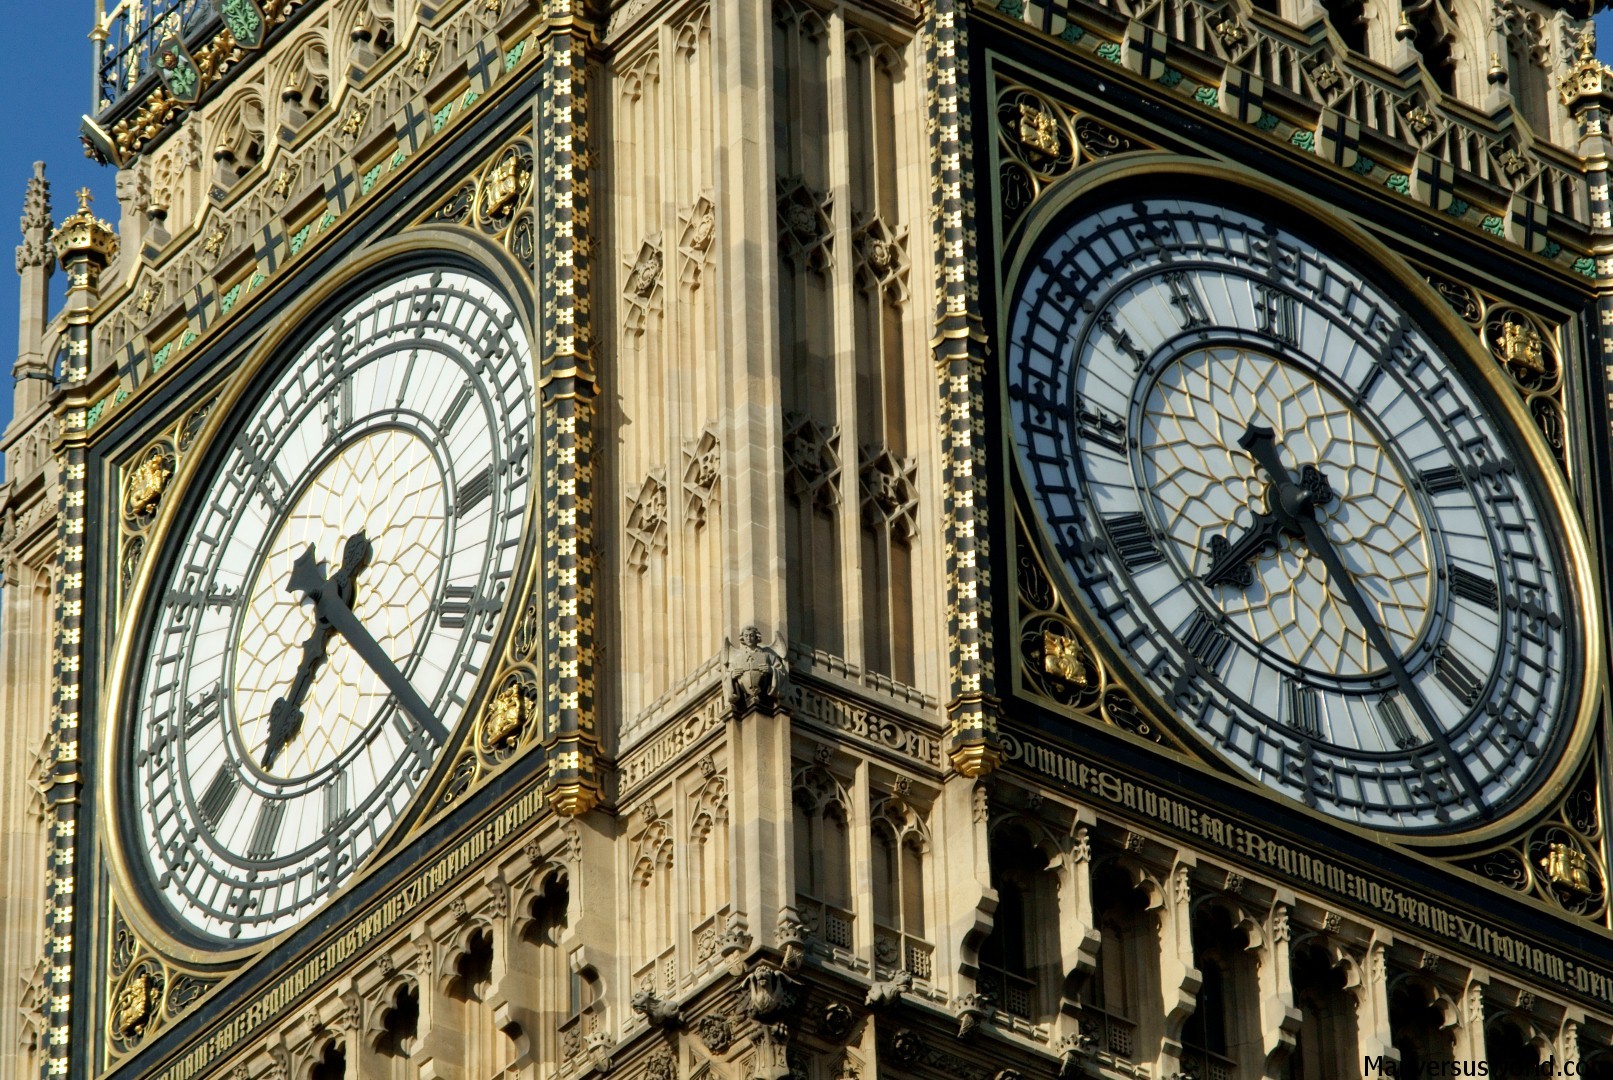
[
  {"left": 95, "top": 13, "right": 545, "bottom": 440},
  {"left": 980, "top": 1, "right": 1600, "bottom": 281},
  {"left": 90, "top": 0, "right": 316, "bottom": 166}
]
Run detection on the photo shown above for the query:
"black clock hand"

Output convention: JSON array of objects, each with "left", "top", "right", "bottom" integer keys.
[
  {"left": 1203, "top": 512, "right": 1284, "bottom": 588},
  {"left": 261, "top": 536, "right": 369, "bottom": 769},
  {"left": 1239, "top": 424, "right": 1483, "bottom": 808},
  {"left": 286, "top": 534, "right": 451, "bottom": 745}
]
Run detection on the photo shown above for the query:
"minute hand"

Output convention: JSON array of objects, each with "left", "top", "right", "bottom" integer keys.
[
  {"left": 1239, "top": 427, "right": 1483, "bottom": 808},
  {"left": 288, "top": 545, "right": 451, "bottom": 745}
]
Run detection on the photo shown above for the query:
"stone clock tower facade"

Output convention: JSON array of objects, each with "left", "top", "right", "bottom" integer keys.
[{"left": 3, "top": 0, "right": 1613, "bottom": 1077}]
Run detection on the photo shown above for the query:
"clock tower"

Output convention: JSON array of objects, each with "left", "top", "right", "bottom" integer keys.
[{"left": 2, "top": 1, "right": 1613, "bottom": 1079}]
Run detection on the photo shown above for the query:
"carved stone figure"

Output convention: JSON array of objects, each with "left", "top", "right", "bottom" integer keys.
[
  {"left": 744, "top": 965, "right": 797, "bottom": 1019},
  {"left": 863, "top": 969, "right": 911, "bottom": 1010},
  {"left": 724, "top": 626, "right": 788, "bottom": 714},
  {"left": 630, "top": 989, "right": 683, "bottom": 1028}
]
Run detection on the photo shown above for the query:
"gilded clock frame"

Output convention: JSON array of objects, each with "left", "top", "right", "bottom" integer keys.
[
  {"left": 99, "top": 227, "right": 545, "bottom": 969},
  {"left": 997, "top": 153, "right": 1605, "bottom": 852}
]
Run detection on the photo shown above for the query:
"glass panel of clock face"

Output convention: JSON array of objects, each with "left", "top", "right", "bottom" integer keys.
[
  {"left": 128, "top": 269, "right": 534, "bottom": 941},
  {"left": 1006, "top": 196, "right": 1578, "bottom": 833}
]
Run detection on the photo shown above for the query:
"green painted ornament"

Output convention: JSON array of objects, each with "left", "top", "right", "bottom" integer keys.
[
  {"left": 214, "top": 0, "right": 267, "bottom": 49},
  {"left": 155, "top": 35, "right": 202, "bottom": 104}
]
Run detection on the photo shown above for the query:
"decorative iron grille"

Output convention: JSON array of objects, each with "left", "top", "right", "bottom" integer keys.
[{"left": 95, "top": 0, "right": 217, "bottom": 110}]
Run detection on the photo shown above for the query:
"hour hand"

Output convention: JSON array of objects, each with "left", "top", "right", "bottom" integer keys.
[
  {"left": 261, "top": 697, "right": 304, "bottom": 770},
  {"left": 287, "top": 535, "right": 450, "bottom": 745},
  {"left": 1203, "top": 512, "right": 1283, "bottom": 588}
]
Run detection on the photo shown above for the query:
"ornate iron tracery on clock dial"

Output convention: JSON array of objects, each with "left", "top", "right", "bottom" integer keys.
[{"left": 1005, "top": 190, "right": 1593, "bottom": 835}]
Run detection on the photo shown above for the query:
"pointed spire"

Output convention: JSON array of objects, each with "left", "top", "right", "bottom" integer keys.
[
  {"left": 14, "top": 162, "right": 53, "bottom": 275},
  {"left": 14, "top": 162, "right": 55, "bottom": 417}
]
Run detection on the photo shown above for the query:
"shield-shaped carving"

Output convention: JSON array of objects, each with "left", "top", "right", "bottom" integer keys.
[
  {"left": 1505, "top": 193, "right": 1550, "bottom": 254},
  {"left": 154, "top": 35, "right": 203, "bottom": 105},
  {"left": 213, "top": 0, "right": 266, "bottom": 49},
  {"left": 1411, "top": 152, "right": 1456, "bottom": 212},
  {"left": 1220, "top": 70, "right": 1265, "bottom": 125},
  {"left": 1314, "top": 110, "right": 1361, "bottom": 169},
  {"left": 1124, "top": 22, "right": 1168, "bottom": 82}
]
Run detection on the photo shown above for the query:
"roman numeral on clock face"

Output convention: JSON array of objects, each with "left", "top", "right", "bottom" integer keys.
[
  {"left": 1448, "top": 566, "right": 1498, "bottom": 610},
  {"left": 324, "top": 773, "right": 348, "bottom": 833},
  {"left": 1419, "top": 465, "right": 1465, "bottom": 494},
  {"left": 1180, "top": 608, "right": 1232, "bottom": 672},
  {"left": 196, "top": 767, "right": 240, "bottom": 830},
  {"left": 1163, "top": 271, "right": 1210, "bottom": 329},
  {"left": 183, "top": 683, "right": 224, "bottom": 736},
  {"left": 324, "top": 378, "right": 352, "bottom": 438},
  {"left": 438, "top": 380, "right": 475, "bottom": 434},
  {"left": 439, "top": 584, "right": 477, "bottom": 628},
  {"left": 1254, "top": 284, "right": 1299, "bottom": 345},
  {"left": 1074, "top": 395, "right": 1127, "bottom": 455},
  {"left": 1435, "top": 645, "right": 1484, "bottom": 706},
  {"left": 1375, "top": 695, "right": 1419, "bottom": 749},
  {"left": 1286, "top": 681, "right": 1321, "bottom": 737},
  {"left": 456, "top": 466, "right": 493, "bottom": 516},
  {"left": 1097, "top": 310, "right": 1150, "bottom": 369},
  {"left": 246, "top": 801, "right": 285, "bottom": 862},
  {"left": 1105, "top": 512, "right": 1163, "bottom": 571}
]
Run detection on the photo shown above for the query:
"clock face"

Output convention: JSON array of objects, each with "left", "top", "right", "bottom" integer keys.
[
  {"left": 125, "top": 268, "right": 534, "bottom": 941},
  {"left": 1006, "top": 195, "right": 1583, "bottom": 832}
]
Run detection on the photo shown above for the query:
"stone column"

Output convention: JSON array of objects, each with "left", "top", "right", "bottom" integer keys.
[
  {"left": 1258, "top": 898, "right": 1302, "bottom": 1076},
  {"left": 1157, "top": 858, "right": 1202, "bottom": 1078}
]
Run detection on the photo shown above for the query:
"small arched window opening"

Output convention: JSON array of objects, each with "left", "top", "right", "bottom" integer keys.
[
  {"left": 1183, "top": 904, "right": 1263, "bottom": 1080},
  {"left": 309, "top": 1039, "right": 345, "bottom": 1080},
  {"left": 1389, "top": 977, "right": 1456, "bottom": 1078},
  {"left": 1287, "top": 941, "right": 1359, "bottom": 1080},
  {"left": 870, "top": 794, "right": 932, "bottom": 982},
  {"left": 374, "top": 983, "right": 419, "bottom": 1059},
  {"left": 1084, "top": 860, "right": 1160, "bottom": 1061},
  {"left": 978, "top": 823, "right": 1060, "bottom": 1025},
  {"left": 523, "top": 872, "right": 572, "bottom": 1067},
  {"left": 1485, "top": 1016, "right": 1542, "bottom": 1078},
  {"left": 446, "top": 926, "right": 512, "bottom": 1078},
  {"left": 793, "top": 766, "right": 854, "bottom": 956}
]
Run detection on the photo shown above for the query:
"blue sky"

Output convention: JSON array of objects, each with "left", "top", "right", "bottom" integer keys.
[
  {"left": 0, "top": 7, "right": 116, "bottom": 469},
  {"left": 1, "top": 8, "right": 1612, "bottom": 472}
]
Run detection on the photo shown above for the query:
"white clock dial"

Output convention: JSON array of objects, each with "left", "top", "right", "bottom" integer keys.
[
  {"left": 1007, "top": 196, "right": 1582, "bottom": 832},
  {"left": 127, "top": 268, "right": 534, "bottom": 941}
]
